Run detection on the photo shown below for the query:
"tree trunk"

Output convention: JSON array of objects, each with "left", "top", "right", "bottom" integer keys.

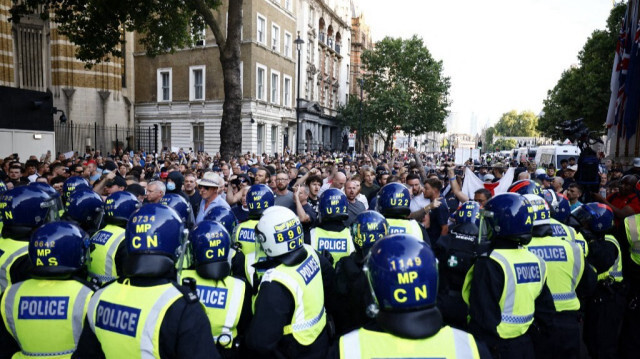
[
  {"left": 218, "top": 1, "right": 243, "bottom": 161},
  {"left": 383, "top": 131, "right": 393, "bottom": 153}
]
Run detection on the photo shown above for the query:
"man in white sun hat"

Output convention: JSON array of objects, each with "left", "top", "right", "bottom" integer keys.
[{"left": 195, "top": 171, "right": 231, "bottom": 224}]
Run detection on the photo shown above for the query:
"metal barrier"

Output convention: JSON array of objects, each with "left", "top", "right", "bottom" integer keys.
[{"left": 54, "top": 121, "right": 157, "bottom": 154}]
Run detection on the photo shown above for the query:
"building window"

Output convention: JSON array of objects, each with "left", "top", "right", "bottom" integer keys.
[
  {"left": 283, "top": 75, "right": 292, "bottom": 107},
  {"left": 333, "top": 59, "right": 338, "bottom": 78},
  {"left": 271, "top": 70, "right": 280, "bottom": 104},
  {"left": 284, "top": 32, "right": 292, "bottom": 58},
  {"left": 308, "top": 6, "right": 314, "bottom": 24},
  {"left": 271, "top": 23, "right": 280, "bottom": 52},
  {"left": 271, "top": 126, "right": 278, "bottom": 152},
  {"left": 161, "top": 123, "right": 171, "bottom": 150},
  {"left": 193, "top": 124, "right": 205, "bottom": 152},
  {"left": 192, "top": 19, "right": 206, "bottom": 46},
  {"left": 257, "top": 14, "right": 266, "bottom": 45},
  {"left": 256, "top": 63, "right": 266, "bottom": 101},
  {"left": 257, "top": 124, "right": 264, "bottom": 153},
  {"left": 157, "top": 68, "right": 172, "bottom": 102},
  {"left": 13, "top": 22, "right": 47, "bottom": 91},
  {"left": 284, "top": 0, "right": 292, "bottom": 11},
  {"left": 189, "top": 65, "right": 205, "bottom": 101},
  {"left": 239, "top": 61, "right": 244, "bottom": 95}
]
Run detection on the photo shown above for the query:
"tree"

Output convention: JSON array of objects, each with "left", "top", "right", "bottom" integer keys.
[
  {"left": 484, "top": 126, "right": 496, "bottom": 148},
  {"left": 10, "top": 0, "right": 243, "bottom": 160},
  {"left": 340, "top": 35, "right": 451, "bottom": 150},
  {"left": 490, "top": 138, "right": 517, "bottom": 152},
  {"left": 493, "top": 110, "right": 539, "bottom": 137},
  {"left": 538, "top": 3, "right": 627, "bottom": 139}
]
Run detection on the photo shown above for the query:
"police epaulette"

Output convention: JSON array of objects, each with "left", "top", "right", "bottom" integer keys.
[
  {"left": 172, "top": 282, "right": 199, "bottom": 304},
  {"left": 73, "top": 277, "right": 101, "bottom": 292}
]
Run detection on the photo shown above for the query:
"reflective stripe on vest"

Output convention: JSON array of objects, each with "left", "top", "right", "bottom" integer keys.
[
  {"left": 88, "top": 225, "right": 126, "bottom": 284},
  {"left": 87, "top": 282, "right": 182, "bottom": 358},
  {"left": 244, "top": 251, "right": 267, "bottom": 288},
  {"left": 310, "top": 227, "right": 354, "bottom": 266},
  {"left": 339, "top": 326, "right": 480, "bottom": 359},
  {"left": 179, "top": 271, "right": 245, "bottom": 348},
  {"left": 527, "top": 236, "right": 584, "bottom": 311},
  {"left": 1, "top": 279, "right": 93, "bottom": 358},
  {"left": 233, "top": 220, "right": 258, "bottom": 255},
  {"left": 625, "top": 215, "right": 640, "bottom": 266},
  {"left": 598, "top": 235, "right": 623, "bottom": 282},
  {"left": 260, "top": 245, "right": 326, "bottom": 345},
  {"left": 0, "top": 239, "right": 28, "bottom": 293},
  {"left": 386, "top": 218, "right": 424, "bottom": 239},
  {"left": 490, "top": 249, "right": 546, "bottom": 338}
]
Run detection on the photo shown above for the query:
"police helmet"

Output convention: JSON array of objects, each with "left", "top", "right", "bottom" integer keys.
[
  {"left": 246, "top": 184, "right": 275, "bottom": 219},
  {"left": 29, "top": 182, "right": 64, "bottom": 215},
  {"left": 350, "top": 211, "right": 388, "bottom": 255},
  {"left": 189, "top": 221, "right": 232, "bottom": 280},
  {"left": 159, "top": 193, "right": 192, "bottom": 223},
  {"left": 571, "top": 203, "right": 613, "bottom": 234},
  {"left": 29, "top": 222, "right": 90, "bottom": 276},
  {"left": 104, "top": 191, "right": 140, "bottom": 224},
  {"left": 481, "top": 193, "right": 535, "bottom": 245},
  {"left": 522, "top": 194, "right": 551, "bottom": 227},
  {"left": 364, "top": 234, "right": 441, "bottom": 335},
  {"left": 62, "top": 176, "right": 90, "bottom": 203},
  {"left": 318, "top": 188, "right": 348, "bottom": 222},
  {"left": 552, "top": 193, "right": 571, "bottom": 223},
  {"left": 376, "top": 183, "right": 411, "bottom": 218},
  {"left": 255, "top": 206, "right": 304, "bottom": 258},
  {"left": 0, "top": 186, "right": 59, "bottom": 230},
  {"left": 204, "top": 206, "right": 239, "bottom": 237},
  {"left": 454, "top": 201, "right": 481, "bottom": 226},
  {"left": 124, "top": 204, "right": 187, "bottom": 277},
  {"left": 65, "top": 188, "right": 104, "bottom": 229},
  {"left": 508, "top": 179, "right": 543, "bottom": 197}
]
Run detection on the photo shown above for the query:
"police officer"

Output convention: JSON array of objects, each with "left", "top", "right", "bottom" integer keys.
[
  {"left": 569, "top": 203, "right": 623, "bottom": 359},
  {"left": 522, "top": 193, "right": 591, "bottom": 359},
  {"left": 180, "top": 221, "right": 252, "bottom": 358},
  {"left": 0, "top": 181, "right": 8, "bottom": 234},
  {"left": 87, "top": 191, "right": 140, "bottom": 285},
  {"left": 204, "top": 207, "right": 245, "bottom": 278},
  {"left": 29, "top": 181, "right": 65, "bottom": 219},
  {"left": 543, "top": 189, "right": 589, "bottom": 257},
  {"left": 233, "top": 184, "right": 274, "bottom": 255},
  {"left": 330, "top": 233, "right": 488, "bottom": 359},
  {"left": 331, "top": 210, "right": 388, "bottom": 335},
  {"left": 0, "top": 186, "right": 59, "bottom": 293},
  {"left": 434, "top": 201, "right": 488, "bottom": 330},
  {"left": 64, "top": 188, "right": 104, "bottom": 236},
  {"left": 160, "top": 193, "right": 196, "bottom": 230},
  {"left": 310, "top": 188, "right": 353, "bottom": 266},
  {"left": 462, "top": 193, "right": 555, "bottom": 359},
  {"left": 622, "top": 208, "right": 640, "bottom": 359},
  {"left": 0, "top": 222, "right": 97, "bottom": 358},
  {"left": 73, "top": 204, "right": 219, "bottom": 358},
  {"left": 246, "top": 206, "right": 332, "bottom": 358},
  {"left": 376, "top": 183, "right": 429, "bottom": 244}
]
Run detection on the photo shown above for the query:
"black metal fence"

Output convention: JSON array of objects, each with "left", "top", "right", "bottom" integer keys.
[{"left": 54, "top": 121, "right": 157, "bottom": 155}]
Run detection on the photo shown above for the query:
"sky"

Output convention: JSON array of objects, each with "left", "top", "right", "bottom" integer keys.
[{"left": 357, "top": 0, "right": 617, "bottom": 135}]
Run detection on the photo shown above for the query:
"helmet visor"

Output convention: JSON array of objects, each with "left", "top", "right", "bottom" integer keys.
[
  {"left": 41, "top": 198, "right": 60, "bottom": 223},
  {"left": 570, "top": 206, "right": 592, "bottom": 227}
]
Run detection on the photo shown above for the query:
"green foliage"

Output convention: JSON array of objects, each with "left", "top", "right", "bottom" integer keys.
[
  {"left": 341, "top": 35, "right": 451, "bottom": 149},
  {"left": 490, "top": 138, "right": 517, "bottom": 152},
  {"left": 493, "top": 110, "right": 539, "bottom": 137},
  {"left": 484, "top": 126, "right": 496, "bottom": 147},
  {"left": 539, "top": 3, "right": 626, "bottom": 139}
]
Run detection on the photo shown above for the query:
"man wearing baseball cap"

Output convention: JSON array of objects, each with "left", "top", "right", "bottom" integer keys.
[{"left": 195, "top": 171, "right": 230, "bottom": 224}]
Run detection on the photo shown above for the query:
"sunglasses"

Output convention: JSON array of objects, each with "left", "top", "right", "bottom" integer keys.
[{"left": 198, "top": 185, "right": 214, "bottom": 190}]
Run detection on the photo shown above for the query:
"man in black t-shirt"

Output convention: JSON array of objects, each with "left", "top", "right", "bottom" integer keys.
[{"left": 424, "top": 177, "right": 449, "bottom": 242}]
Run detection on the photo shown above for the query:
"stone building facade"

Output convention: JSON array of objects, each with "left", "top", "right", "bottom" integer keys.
[{"left": 134, "top": 0, "right": 298, "bottom": 155}]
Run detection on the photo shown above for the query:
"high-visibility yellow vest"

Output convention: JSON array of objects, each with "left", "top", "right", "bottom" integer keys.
[
  {"left": 624, "top": 214, "right": 640, "bottom": 266},
  {"left": 0, "top": 238, "right": 29, "bottom": 293},
  {"left": 386, "top": 218, "right": 424, "bottom": 240},
  {"left": 597, "top": 235, "right": 623, "bottom": 282},
  {"left": 258, "top": 245, "right": 326, "bottom": 345},
  {"left": 87, "top": 281, "right": 183, "bottom": 358},
  {"left": 463, "top": 248, "right": 547, "bottom": 339},
  {"left": 339, "top": 325, "right": 480, "bottom": 359},
  {"left": 88, "top": 225, "right": 126, "bottom": 284},
  {"left": 180, "top": 270, "right": 245, "bottom": 348},
  {"left": 309, "top": 227, "right": 353, "bottom": 266},
  {"left": 549, "top": 218, "right": 588, "bottom": 257},
  {"left": 244, "top": 251, "right": 267, "bottom": 289},
  {"left": 526, "top": 235, "right": 584, "bottom": 311},
  {"left": 1, "top": 279, "right": 94, "bottom": 358},
  {"left": 233, "top": 220, "right": 258, "bottom": 255}
]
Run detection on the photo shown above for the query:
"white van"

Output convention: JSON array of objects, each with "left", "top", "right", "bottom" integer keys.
[
  {"left": 514, "top": 147, "right": 538, "bottom": 163},
  {"left": 534, "top": 145, "right": 581, "bottom": 168}
]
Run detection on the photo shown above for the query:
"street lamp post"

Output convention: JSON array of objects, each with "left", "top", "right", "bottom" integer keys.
[
  {"left": 294, "top": 33, "right": 304, "bottom": 154},
  {"left": 358, "top": 78, "right": 363, "bottom": 153}
]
